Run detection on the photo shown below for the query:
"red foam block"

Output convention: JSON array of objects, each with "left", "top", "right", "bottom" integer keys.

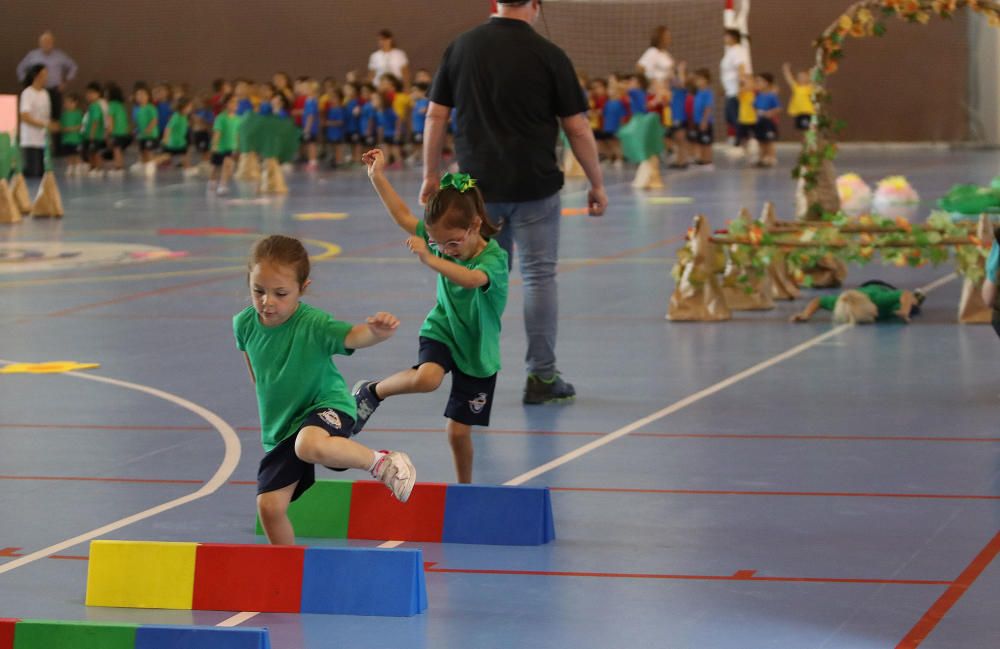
[
  {"left": 348, "top": 482, "right": 447, "bottom": 542},
  {"left": 0, "top": 618, "right": 18, "bottom": 649},
  {"left": 192, "top": 544, "right": 305, "bottom": 613}
]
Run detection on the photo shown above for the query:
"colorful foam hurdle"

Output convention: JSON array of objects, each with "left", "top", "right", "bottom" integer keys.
[
  {"left": 255, "top": 480, "right": 556, "bottom": 546},
  {"left": 2, "top": 619, "right": 270, "bottom": 649},
  {"left": 86, "top": 541, "right": 426, "bottom": 617}
]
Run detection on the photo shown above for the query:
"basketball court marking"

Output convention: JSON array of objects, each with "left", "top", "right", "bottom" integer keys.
[{"left": 0, "top": 359, "right": 241, "bottom": 577}]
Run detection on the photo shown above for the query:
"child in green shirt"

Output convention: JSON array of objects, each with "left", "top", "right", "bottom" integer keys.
[
  {"left": 83, "top": 82, "right": 106, "bottom": 175},
  {"left": 209, "top": 94, "right": 238, "bottom": 195},
  {"left": 792, "top": 281, "right": 922, "bottom": 324},
  {"left": 132, "top": 86, "right": 159, "bottom": 176},
  {"left": 235, "top": 234, "right": 416, "bottom": 545},
  {"left": 105, "top": 83, "right": 130, "bottom": 175},
  {"left": 59, "top": 93, "right": 85, "bottom": 176},
  {"left": 156, "top": 97, "right": 198, "bottom": 177},
  {"left": 354, "top": 149, "right": 509, "bottom": 484}
]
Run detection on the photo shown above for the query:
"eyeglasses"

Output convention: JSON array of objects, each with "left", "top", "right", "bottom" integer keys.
[{"left": 427, "top": 226, "right": 474, "bottom": 253}]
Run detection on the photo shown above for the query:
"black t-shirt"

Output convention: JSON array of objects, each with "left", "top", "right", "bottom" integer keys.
[{"left": 430, "top": 17, "right": 587, "bottom": 203}]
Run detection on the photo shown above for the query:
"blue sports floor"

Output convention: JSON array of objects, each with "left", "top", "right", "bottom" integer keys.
[{"left": 1, "top": 146, "right": 998, "bottom": 648}]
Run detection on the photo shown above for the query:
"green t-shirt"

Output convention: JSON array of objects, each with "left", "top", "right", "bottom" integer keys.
[
  {"left": 85, "top": 102, "right": 105, "bottom": 140},
  {"left": 108, "top": 100, "right": 129, "bottom": 137},
  {"left": 234, "top": 303, "right": 356, "bottom": 452},
  {"left": 164, "top": 113, "right": 189, "bottom": 149},
  {"left": 136, "top": 104, "right": 159, "bottom": 140},
  {"left": 416, "top": 221, "right": 509, "bottom": 377},
  {"left": 60, "top": 109, "right": 83, "bottom": 145},
  {"left": 213, "top": 112, "right": 238, "bottom": 152},
  {"left": 818, "top": 285, "right": 902, "bottom": 321}
]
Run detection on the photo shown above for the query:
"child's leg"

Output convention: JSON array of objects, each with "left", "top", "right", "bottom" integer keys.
[
  {"left": 220, "top": 155, "right": 234, "bottom": 184},
  {"left": 294, "top": 426, "right": 376, "bottom": 470},
  {"left": 374, "top": 362, "right": 446, "bottom": 398},
  {"left": 257, "top": 481, "right": 298, "bottom": 545},
  {"left": 113, "top": 145, "right": 124, "bottom": 169},
  {"left": 308, "top": 142, "right": 318, "bottom": 163},
  {"left": 447, "top": 419, "right": 473, "bottom": 484}
]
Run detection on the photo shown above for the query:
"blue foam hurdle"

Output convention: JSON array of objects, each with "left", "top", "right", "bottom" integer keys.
[
  {"left": 134, "top": 625, "right": 271, "bottom": 649},
  {"left": 300, "top": 547, "right": 427, "bottom": 617},
  {"left": 442, "top": 484, "right": 556, "bottom": 545}
]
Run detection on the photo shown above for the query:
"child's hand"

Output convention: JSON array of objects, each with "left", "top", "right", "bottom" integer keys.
[
  {"left": 366, "top": 311, "right": 400, "bottom": 338},
  {"left": 362, "top": 149, "right": 386, "bottom": 177},
  {"left": 790, "top": 312, "right": 808, "bottom": 323},
  {"left": 406, "top": 235, "right": 430, "bottom": 261}
]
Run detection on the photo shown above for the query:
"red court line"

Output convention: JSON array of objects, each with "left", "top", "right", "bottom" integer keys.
[
  {"left": 551, "top": 487, "right": 1000, "bottom": 501},
  {"left": 45, "top": 273, "right": 239, "bottom": 318},
  {"left": 423, "top": 564, "right": 950, "bottom": 586},
  {"left": 2, "top": 423, "right": 999, "bottom": 443},
  {"left": 896, "top": 530, "right": 1000, "bottom": 648},
  {"left": 0, "top": 475, "right": 202, "bottom": 485}
]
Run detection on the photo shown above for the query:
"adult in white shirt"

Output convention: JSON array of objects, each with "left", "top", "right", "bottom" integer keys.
[
  {"left": 636, "top": 26, "right": 674, "bottom": 84},
  {"left": 19, "top": 64, "right": 53, "bottom": 178},
  {"left": 720, "top": 28, "right": 751, "bottom": 143},
  {"left": 368, "top": 29, "right": 410, "bottom": 89}
]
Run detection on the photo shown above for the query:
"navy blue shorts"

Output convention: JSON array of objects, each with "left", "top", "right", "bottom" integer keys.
[
  {"left": 60, "top": 142, "right": 82, "bottom": 156},
  {"left": 736, "top": 123, "right": 755, "bottom": 143},
  {"left": 794, "top": 114, "right": 812, "bottom": 131},
  {"left": 211, "top": 151, "right": 233, "bottom": 167},
  {"left": 755, "top": 118, "right": 778, "bottom": 142},
  {"left": 416, "top": 337, "right": 496, "bottom": 427},
  {"left": 256, "top": 408, "right": 356, "bottom": 502},
  {"left": 112, "top": 135, "right": 133, "bottom": 150},
  {"left": 138, "top": 139, "right": 159, "bottom": 152},
  {"left": 411, "top": 132, "right": 424, "bottom": 145},
  {"left": 192, "top": 131, "right": 211, "bottom": 153}
]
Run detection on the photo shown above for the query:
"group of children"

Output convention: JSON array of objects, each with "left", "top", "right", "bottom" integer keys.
[
  {"left": 55, "top": 70, "right": 439, "bottom": 194},
  {"left": 585, "top": 61, "right": 814, "bottom": 169},
  {"left": 245, "top": 148, "right": 508, "bottom": 544}
]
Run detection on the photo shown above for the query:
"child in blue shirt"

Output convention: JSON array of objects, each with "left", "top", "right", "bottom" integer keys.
[
  {"left": 373, "top": 92, "right": 402, "bottom": 166},
  {"left": 257, "top": 83, "right": 275, "bottom": 116},
  {"left": 668, "top": 65, "right": 690, "bottom": 168},
  {"left": 753, "top": 72, "right": 781, "bottom": 167},
  {"left": 302, "top": 80, "right": 320, "bottom": 169},
  {"left": 689, "top": 68, "right": 714, "bottom": 166},
  {"left": 626, "top": 74, "right": 648, "bottom": 116},
  {"left": 603, "top": 80, "right": 629, "bottom": 167},
  {"left": 344, "top": 83, "right": 361, "bottom": 163},
  {"left": 410, "top": 82, "right": 430, "bottom": 146},
  {"left": 323, "top": 88, "right": 346, "bottom": 167},
  {"left": 358, "top": 84, "right": 377, "bottom": 149}
]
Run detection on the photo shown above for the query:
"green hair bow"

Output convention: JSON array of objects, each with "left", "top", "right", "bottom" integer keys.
[{"left": 439, "top": 172, "right": 477, "bottom": 193}]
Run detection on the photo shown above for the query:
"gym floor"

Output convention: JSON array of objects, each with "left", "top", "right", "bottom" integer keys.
[{"left": 1, "top": 146, "right": 998, "bottom": 648}]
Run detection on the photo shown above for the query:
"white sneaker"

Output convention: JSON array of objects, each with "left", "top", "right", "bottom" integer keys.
[
  {"left": 371, "top": 450, "right": 416, "bottom": 503},
  {"left": 129, "top": 161, "right": 144, "bottom": 174},
  {"left": 182, "top": 166, "right": 200, "bottom": 178},
  {"left": 107, "top": 168, "right": 124, "bottom": 178},
  {"left": 87, "top": 168, "right": 105, "bottom": 178},
  {"left": 145, "top": 161, "right": 156, "bottom": 177},
  {"left": 216, "top": 183, "right": 230, "bottom": 196}
]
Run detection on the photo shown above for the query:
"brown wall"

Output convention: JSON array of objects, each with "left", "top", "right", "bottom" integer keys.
[{"left": 2, "top": 0, "right": 969, "bottom": 141}]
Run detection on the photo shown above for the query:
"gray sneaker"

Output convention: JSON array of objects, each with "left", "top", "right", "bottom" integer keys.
[
  {"left": 352, "top": 380, "right": 380, "bottom": 435},
  {"left": 371, "top": 450, "right": 416, "bottom": 502},
  {"left": 523, "top": 373, "right": 576, "bottom": 405}
]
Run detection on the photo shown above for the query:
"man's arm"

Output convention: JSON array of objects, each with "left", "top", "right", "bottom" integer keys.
[
  {"left": 419, "top": 101, "right": 450, "bottom": 205},
  {"left": 560, "top": 112, "right": 607, "bottom": 216}
]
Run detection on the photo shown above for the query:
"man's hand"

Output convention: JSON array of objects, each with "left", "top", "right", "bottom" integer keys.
[
  {"left": 419, "top": 175, "right": 438, "bottom": 206},
  {"left": 588, "top": 185, "right": 608, "bottom": 217}
]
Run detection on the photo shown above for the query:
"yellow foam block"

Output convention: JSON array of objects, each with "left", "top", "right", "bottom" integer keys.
[
  {"left": 647, "top": 196, "right": 694, "bottom": 205},
  {"left": 294, "top": 212, "right": 349, "bottom": 221},
  {"left": 86, "top": 540, "right": 197, "bottom": 609},
  {"left": 0, "top": 361, "right": 100, "bottom": 374}
]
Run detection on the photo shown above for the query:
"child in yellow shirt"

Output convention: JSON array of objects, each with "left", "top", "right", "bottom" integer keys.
[{"left": 783, "top": 62, "right": 815, "bottom": 131}]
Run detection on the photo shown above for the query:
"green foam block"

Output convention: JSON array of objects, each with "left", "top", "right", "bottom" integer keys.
[
  {"left": 14, "top": 620, "right": 137, "bottom": 649},
  {"left": 255, "top": 479, "right": 353, "bottom": 538}
]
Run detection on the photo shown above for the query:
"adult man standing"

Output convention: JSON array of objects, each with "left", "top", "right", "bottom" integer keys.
[
  {"left": 421, "top": 0, "right": 607, "bottom": 405},
  {"left": 16, "top": 31, "right": 77, "bottom": 148}
]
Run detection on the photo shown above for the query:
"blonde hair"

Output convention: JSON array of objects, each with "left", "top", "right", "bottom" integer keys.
[{"left": 833, "top": 290, "right": 878, "bottom": 324}]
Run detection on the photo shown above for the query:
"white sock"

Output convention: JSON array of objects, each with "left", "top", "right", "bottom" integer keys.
[{"left": 368, "top": 450, "right": 387, "bottom": 474}]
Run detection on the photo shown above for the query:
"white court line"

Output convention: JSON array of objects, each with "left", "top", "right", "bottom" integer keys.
[
  {"left": 505, "top": 272, "right": 958, "bottom": 487},
  {"left": 218, "top": 272, "right": 960, "bottom": 627},
  {"left": 0, "top": 360, "right": 241, "bottom": 576}
]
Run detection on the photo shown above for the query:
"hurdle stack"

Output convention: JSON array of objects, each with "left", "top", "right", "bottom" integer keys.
[{"left": 0, "top": 618, "right": 270, "bottom": 649}]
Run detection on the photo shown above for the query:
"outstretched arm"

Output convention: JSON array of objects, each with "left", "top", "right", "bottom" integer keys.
[
  {"left": 407, "top": 236, "right": 488, "bottom": 289},
  {"left": 790, "top": 298, "right": 822, "bottom": 322},
  {"left": 419, "top": 102, "right": 451, "bottom": 205},
  {"left": 344, "top": 312, "right": 400, "bottom": 349},
  {"left": 362, "top": 148, "right": 420, "bottom": 235},
  {"left": 782, "top": 62, "right": 796, "bottom": 89}
]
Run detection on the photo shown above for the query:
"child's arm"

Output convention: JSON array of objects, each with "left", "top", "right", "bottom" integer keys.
[
  {"left": 144, "top": 118, "right": 157, "bottom": 138},
  {"left": 895, "top": 291, "right": 915, "bottom": 323},
  {"left": 344, "top": 311, "right": 400, "bottom": 349},
  {"left": 700, "top": 104, "right": 712, "bottom": 130},
  {"left": 790, "top": 298, "right": 822, "bottom": 322},
  {"left": 242, "top": 352, "right": 256, "bottom": 384},
  {"left": 362, "top": 149, "right": 419, "bottom": 234},
  {"left": 407, "top": 236, "right": 488, "bottom": 289},
  {"left": 782, "top": 63, "right": 797, "bottom": 89}
]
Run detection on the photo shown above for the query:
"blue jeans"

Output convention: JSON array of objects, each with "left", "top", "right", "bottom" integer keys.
[{"left": 487, "top": 193, "right": 561, "bottom": 379}]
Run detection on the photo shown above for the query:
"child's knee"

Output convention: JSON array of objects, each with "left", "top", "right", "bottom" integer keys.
[
  {"left": 293, "top": 429, "right": 322, "bottom": 464},
  {"left": 414, "top": 364, "right": 444, "bottom": 392},
  {"left": 257, "top": 492, "right": 289, "bottom": 521}
]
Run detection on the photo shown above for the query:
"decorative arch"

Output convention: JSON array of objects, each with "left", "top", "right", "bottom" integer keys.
[{"left": 793, "top": 0, "right": 1000, "bottom": 220}]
